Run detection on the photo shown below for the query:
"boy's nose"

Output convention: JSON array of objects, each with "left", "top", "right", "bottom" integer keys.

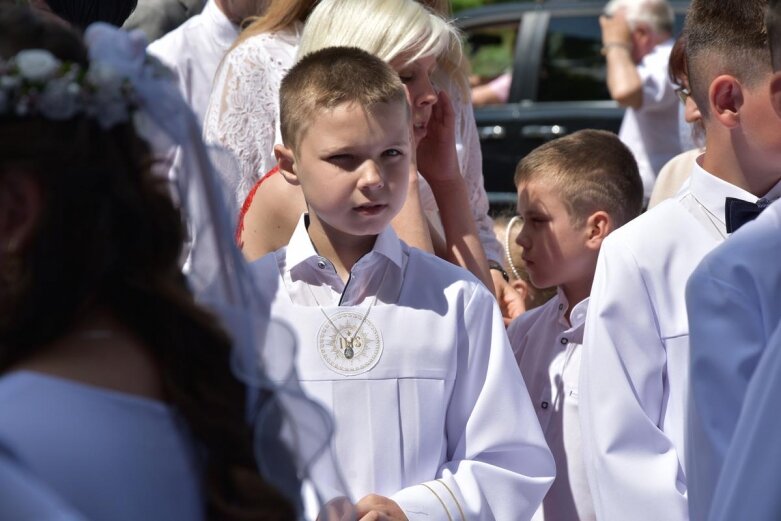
[
  {"left": 515, "top": 223, "right": 530, "bottom": 249},
  {"left": 358, "top": 162, "right": 384, "bottom": 189}
]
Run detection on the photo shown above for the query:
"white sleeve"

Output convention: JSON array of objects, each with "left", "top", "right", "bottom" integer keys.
[
  {"left": 391, "top": 286, "right": 555, "bottom": 521},
  {"left": 685, "top": 253, "right": 764, "bottom": 521},
  {"left": 203, "top": 38, "right": 283, "bottom": 203},
  {"left": 579, "top": 235, "right": 688, "bottom": 521},
  {"left": 455, "top": 96, "right": 503, "bottom": 263},
  {"left": 707, "top": 324, "right": 781, "bottom": 521}
]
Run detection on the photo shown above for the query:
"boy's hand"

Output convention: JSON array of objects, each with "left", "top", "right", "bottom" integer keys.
[
  {"left": 355, "top": 494, "right": 409, "bottom": 521},
  {"left": 493, "top": 272, "right": 526, "bottom": 326},
  {"left": 416, "top": 89, "right": 461, "bottom": 184}
]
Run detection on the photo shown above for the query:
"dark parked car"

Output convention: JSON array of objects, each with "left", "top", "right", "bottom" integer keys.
[{"left": 455, "top": 1, "right": 689, "bottom": 206}]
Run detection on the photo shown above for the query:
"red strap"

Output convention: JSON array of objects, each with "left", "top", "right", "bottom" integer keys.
[{"left": 235, "top": 165, "right": 280, "bottom": 248}]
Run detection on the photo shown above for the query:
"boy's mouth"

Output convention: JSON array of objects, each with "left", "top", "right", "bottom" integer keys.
[{"left": 353, "top": 203, "right": 387, "bottom": 216}]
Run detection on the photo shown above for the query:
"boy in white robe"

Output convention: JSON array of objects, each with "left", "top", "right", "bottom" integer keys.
[
  {"left": 579, "top": 1, "right": 781, "bottom": 520},
  {"left": 685, "top": 2, "right": 781, "bottom": 519},
  {"left": 248, "top": 47, "right": 555, "bottom": 521},
  {"left": 508, "top": 130, "right": 643, "bottom": 521}
]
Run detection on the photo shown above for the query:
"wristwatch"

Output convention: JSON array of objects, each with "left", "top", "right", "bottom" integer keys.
[{"left": 488, "top": 260, "right": 510, "bottom": 282}]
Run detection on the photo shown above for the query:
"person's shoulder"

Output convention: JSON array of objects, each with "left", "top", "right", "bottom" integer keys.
[
  {"left": 147, "top": 12, "right": 204, "bottom": 57},
  {"left": 403, "top": 245, "right": 492, "bottom": 303},
  {"left": 507, "top": 296, "right": 560, "bottom": 342}
]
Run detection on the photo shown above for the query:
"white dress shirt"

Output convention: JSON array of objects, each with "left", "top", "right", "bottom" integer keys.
[
  {"left": 147, "top": 0, "right": 238, "bottom": 125},
  {"left": 579, "top": 158, "right": 781, "bottom": 521},
  {"left": 618, "top": 39, "right": 681, "bottom": 201},
  {"left": 706, "top": 323, "right": 781, "bottom": 521},
  {"left": 508, "top": 291, "right": 595, "bottom": 521},
  {"left": 249, "top": 215, "right": 555, "bottom": 521},
  {"left": 685, "top": 198, "right": 781, "bottom": 521}
]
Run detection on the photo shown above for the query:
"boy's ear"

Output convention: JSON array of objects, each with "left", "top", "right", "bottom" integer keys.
[
  {"left": 770, "top": 71, "right": 781, "bottom": 120},
  {"left": 274, "top": 144, "right": 300, "bottom": 186},
  {"left": 584, "top": 210, "right": 612, "bottom": 250},
  {"left": 709, "top": 75, "right": 743, "bottom": 129}
]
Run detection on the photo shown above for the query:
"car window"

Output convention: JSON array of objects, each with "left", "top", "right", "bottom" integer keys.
[
  {"left": 464, "top": 23, "right": 518, "bottom": 106},
  {"left": 537, "top": 16, "right": 610, "bottom": 102}
]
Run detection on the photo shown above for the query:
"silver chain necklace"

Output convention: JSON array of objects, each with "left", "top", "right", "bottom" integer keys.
[{"left": 306, "top": 261, "right": 390, "bottom": 360}]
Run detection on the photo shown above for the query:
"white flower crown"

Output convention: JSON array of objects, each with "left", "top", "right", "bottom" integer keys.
[{"left": 0, "top": 46, "right": 172, "bottom": 129}]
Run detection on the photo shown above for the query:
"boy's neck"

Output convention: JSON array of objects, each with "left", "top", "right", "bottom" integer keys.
[
  {"left": 559, "top": 278, "right": 592, "bottom": 325},
  {"left": 306, "top": 217, "right": 378, "bottom": 283},
  {"left": 703, "top": 130, "right": 781, "bottom": 197}
]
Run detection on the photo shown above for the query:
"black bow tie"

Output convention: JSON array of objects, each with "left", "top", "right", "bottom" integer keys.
[{"left": 724, "top": 197, "right": 770, "bottom": 233}]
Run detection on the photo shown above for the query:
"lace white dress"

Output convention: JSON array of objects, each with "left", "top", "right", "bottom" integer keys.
[
  {"left": 203, "top": 23, "right": 302, "bottom": 204},
  {"left": 203, "top": 29, "right": 502, "bottom": 262}
]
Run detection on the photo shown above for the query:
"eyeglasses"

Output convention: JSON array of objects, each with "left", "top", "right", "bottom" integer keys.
[{"left": 675, "top": 86, "right": 691, "bottom": 104}]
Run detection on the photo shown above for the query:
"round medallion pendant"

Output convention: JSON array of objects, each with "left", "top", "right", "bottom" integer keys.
[{"left": 317, "top": 311, "right": 383, "bottom": 376}]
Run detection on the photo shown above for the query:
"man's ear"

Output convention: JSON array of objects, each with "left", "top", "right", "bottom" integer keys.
[
  {"left": 584, "top": 210, "right": 612, "bottom": 250},
  {"left": 274, "top": 144, "right": 300, "bottom": 186},
  {"left": 709, "top": 75, "right": 743, "bottom": 129},
  {"left": 0, "top": 171, "right": 42, "bottom": 254},
  {"left": 770, "top": 71, "right": 781, "bottom": 120}
]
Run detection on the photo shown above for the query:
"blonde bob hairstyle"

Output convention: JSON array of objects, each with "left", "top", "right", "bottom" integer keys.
[{"left": 297, "top": 0, "right": 469, "bottom": 96}]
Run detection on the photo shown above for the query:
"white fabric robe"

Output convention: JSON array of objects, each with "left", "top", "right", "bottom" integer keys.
[
  {"left": 249, "top": 216, "right": 555, "bottom": 521},
  {"left": 579, "top": 159, "right": 779, "bottom": 521}
]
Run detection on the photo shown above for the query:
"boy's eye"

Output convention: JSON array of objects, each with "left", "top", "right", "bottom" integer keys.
[
  {"left": 383, "top": 149, "right": 403, "bottom": 157},
  {"left": 398, "top": 73, "right": 413, "bottom": 83},
  {"left": 327, "top": 154, "right": 357, "bottom": 169}
]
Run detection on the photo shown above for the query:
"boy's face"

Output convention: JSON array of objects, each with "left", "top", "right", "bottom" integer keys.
[
  {"left": 278, "top": 100, "right": 410, "bottom": 245},
  {"left": 515, "top": 180, "right": 597, "bottom": 292}
]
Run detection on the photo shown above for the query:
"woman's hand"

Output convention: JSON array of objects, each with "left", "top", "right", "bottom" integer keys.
[{"left": 415, "top": 89, "right": 461, "bottom": 185}]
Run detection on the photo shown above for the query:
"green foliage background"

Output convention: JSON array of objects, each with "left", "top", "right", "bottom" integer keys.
[{"left": 452, "top": 0, "right": 538, "bottom": 13}]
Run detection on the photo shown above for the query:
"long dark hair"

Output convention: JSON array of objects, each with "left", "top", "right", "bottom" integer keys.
[{"left": 0, "top": 7, "right": 294, "bottom": 520}]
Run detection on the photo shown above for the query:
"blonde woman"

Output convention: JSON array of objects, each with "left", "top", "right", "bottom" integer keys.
[{"left": 239, "top": 0, "right": 522, "bottom": 299}]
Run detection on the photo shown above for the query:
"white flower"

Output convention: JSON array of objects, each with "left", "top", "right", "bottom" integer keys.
[
  {"left": 86, "top": 61, "right": 124, "bottom": 93},
  {"left": 15, "top": 49, "right": 61, "bottom": 82},
  {"left": 38, "top": 77, "right": 82, "bottom": 120}
]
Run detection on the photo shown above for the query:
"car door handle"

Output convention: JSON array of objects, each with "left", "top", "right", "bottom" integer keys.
[
  {"left": 478, "top": 125, "right": 506, "bottom": 140},
  {"left": 521, "top": 125, "right": 568, "bottom": 139}
]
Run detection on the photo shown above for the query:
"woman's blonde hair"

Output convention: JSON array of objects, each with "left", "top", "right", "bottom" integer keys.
[
  {"left": 232, "top": 0, "right": 316, "bottom": 52},
  {"left": 297, "top": 0, "right": 469, "bottom": 96}
]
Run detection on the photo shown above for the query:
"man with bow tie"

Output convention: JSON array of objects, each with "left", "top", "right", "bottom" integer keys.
[
  {"left": 684, "top": 1, "right": 781, "bottom": 518},
  {"left": 578, "top": 1, "right": 781, "bottom": 520}
]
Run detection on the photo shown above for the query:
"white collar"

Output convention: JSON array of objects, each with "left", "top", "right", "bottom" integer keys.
[
  {"left": 203, "top": 0, "right": 240, "bottom": 49},
  {"left": 285, "top": 214, "right": 404, "bottom": 274},
  {"left": 554, "top": 288, "right": 589, "bottom": 339},
  {"left": 688, "top": 154, "right": 781, "bottom": 227}
]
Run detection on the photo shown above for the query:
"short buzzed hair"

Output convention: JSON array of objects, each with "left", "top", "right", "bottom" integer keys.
[
  {"left": 685, "top": 0, "right": 772, "bottom": 118},
  {"left": 514, "top": 130, "right": 643, "bottom": 228},
  {"left": 768, "top": 0, "right": 781, "bottom": 71},
  {"left": 279, "top": 46, "right": 409, "bottom": 149}
]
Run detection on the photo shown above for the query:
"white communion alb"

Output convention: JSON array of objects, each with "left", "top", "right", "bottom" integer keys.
[
  {"left": 508, "top": 290, "right": 595, "bottom": 521},
  {"left": 579, "top": 158, "right": 781, "bottom": 521},
  {"left": 249, "top": 216, "right": 556, "bottom": 521},
  {"left": 685, "top": 197, "right": 781, "bottom": 521}
]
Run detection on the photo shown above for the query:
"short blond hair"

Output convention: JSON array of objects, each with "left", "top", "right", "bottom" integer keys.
[
  {"left": 514, "top": 130, "right": 643, "bottom": 228},
  {"left": 604, "top": 0, "right": 675, "bottom": 34},
  {"left": 280, "top": 47, "right": 409, "bottom": 149}
]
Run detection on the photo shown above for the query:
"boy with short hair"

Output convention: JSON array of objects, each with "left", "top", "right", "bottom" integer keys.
[
  {"left": 685, "top": 1, "right": 781, "bottom": 519},
  {"left": 508, "top": 130, "right": 643, "bottom": 521},
  {"left": 249, "top": 46, "right": 555, "bottom": 521},
  {"left": 579, "top": 1, "right": 781, "bottom": 520}
]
